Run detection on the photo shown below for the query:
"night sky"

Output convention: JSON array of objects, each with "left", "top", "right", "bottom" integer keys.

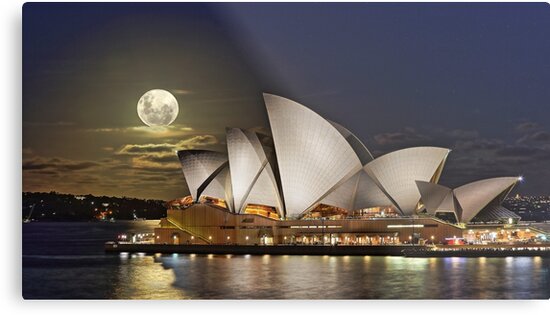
[{"left": 23, "top": 3, "right": 550, "bottom": 200}]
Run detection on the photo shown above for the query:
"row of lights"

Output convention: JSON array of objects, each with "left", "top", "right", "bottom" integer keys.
[
  {"left": 203, "top": 235, "right": 252, "bottom": 241},
  {"left": 168, "top": 234, "right": 442, "bottom": 242}
]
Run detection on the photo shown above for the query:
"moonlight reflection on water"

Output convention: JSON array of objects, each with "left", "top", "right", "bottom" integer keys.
[{"left": 23, "top": 222, "right": 550, "bottom": 299}]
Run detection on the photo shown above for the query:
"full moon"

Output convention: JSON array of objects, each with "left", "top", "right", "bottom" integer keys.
[{"left": 137, "top": 89, "right": 179, "bottom": 126}]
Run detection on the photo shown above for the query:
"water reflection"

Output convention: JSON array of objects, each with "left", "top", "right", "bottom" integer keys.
[
  {"left": 22, "top": 222, "right": 550, "bottom": 299},
  {"left": 111, "top": 254, "right": 188, "bottom": 299},
  {"left": 155, "top": 254, "right": 550, "bottom": 299},
  {"left": 534, "top": 256, "right": 541, "bottom": 267}
]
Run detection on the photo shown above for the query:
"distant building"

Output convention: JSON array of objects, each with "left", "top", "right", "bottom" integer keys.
[
  {"left": 504, "top": 195, "right": 550, "bottom": 222},
  {"left": 155, "top": 94, "right": 544, "bottom": 245}
]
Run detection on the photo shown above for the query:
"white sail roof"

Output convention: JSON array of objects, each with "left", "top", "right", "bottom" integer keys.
[
  {"left": 416, "top": 180, "right": 462, "bottom": 222},
  {"left": 226, "top": 128, "right": 282, "bottom": 215},
  {"left": 174, "top": 94, "right": 519, "bottom": 224},
  {"left": 416, "top": 178, "right": 519, "bottom": 223},
  {"left": 416, "top": 181, "right": 453, "bottom": 215},
  {"left": 320, "top": 170, "right": 393, "bottom": 211},
  {"left": 201, "top": 164, "right": 234, "bottom": 211},
  {"left": 264, "top": 93, "right": 363, "bottom": 217},
  {"left": 363, "top": 147, "right": 450, "bottom": 215},
  {"left": 318, "top": 172, "right": 360, "bottom": 210},
  {"left": 176, "top": 150, "right": 228, "bottom": 202},
  {"left": 353, "top": 170, "right": 394, "bottom": 209},
  {"left": 329, "top": 121, "right": 374, "bottom": 166},
  {"left": 454, "top": 177, "right": 519, "bottom": 223}
]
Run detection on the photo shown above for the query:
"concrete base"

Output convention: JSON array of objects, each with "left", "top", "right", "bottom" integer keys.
[
  {"left": 105, "top": 243, "right": 550, "bottom": 257},
  {"left": 105, "top": 243, "right": 415, "bottom": 256}
]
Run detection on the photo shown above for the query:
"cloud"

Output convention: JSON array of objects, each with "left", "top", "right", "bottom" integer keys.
[
  {"left": 116, "top": 135, "right": 218, "bottom": 156},
  {"left": 373, "top": 127, "right": 430, "bottom": 146},
  {"left": 141, "top": 175, "right": 170, "bottom": 182},
  {"left": 21, "top": 151, "right": 187, "bottom": 200},
  {"left": 31, "top": 170, "right": 60, "bottom": 176},
  {"left": 439, "top": 134, "right": 550, "bottom": 190},
  {"left": 142, "top": 154, "right": 181, "bottom": 164},
  {"left": 531, "top": 131, "right": 550, "bottom": 142},
  {"left": 86, "top": 124, "right": 194, "bottom": 139},
  {"left": 445, "top": 129, "right": 479, "bottom": 141},
  {"left": 368, "top": 123, "right": 550, "bottom": 194},
  {"left": 515, "top": 121, "right": 550, "bottom": 144},
  {"left": 22, "top": 156, "right": 108, "bottom": 196},
  {"left": 193, "top": 96, "right": 258, "bottom": 105},
  {"left": 22, "top": 147, "right": 34, "bottom": 156},
  {"left": 453, "top": 138, "right": 503, "bottom": 151},
  {"left": 495, "top": 146, "right": 543, "bottom": 158},
  {"left": 178, "top": 135, "right": 218, "bottom": 147},
  {"left": 107, "top": 163, "right": 133, "bottom": 170},
  {"left": 100, "top": 126, "right": 193, "bottom": 133},
  {"left": 515, "top": 121, "right": 539, "bottom": 133},
  {"left": 521, "top": 131, "right": 550, "bottom": 143},
  {"left": 118, "top": 143, "right": 176, "bottom": 155},
  {"left": 74, "top": 174, "right": 101, "bottom": 185},
  {"left": 23, "top": 121, "right": 75, "bottom": 127},
  {"left": 23, "top": 157, "right": 100, "bottom": 171},
  {"left": 130, "top": 155, "right": 180, "bottom": 171},
  {"left": 171, "top": 89, "right": 193, "bottom": 95},
  {"left": 111, "top": 135, "right": 218, "bottom": 176}
]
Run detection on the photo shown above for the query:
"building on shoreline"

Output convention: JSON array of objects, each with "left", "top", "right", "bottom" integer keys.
[
  {"left": 155, "top": 203, "right": 465, "bottom": 245},
  {"left": 154, "top": 94, "right": 546, "bottom": 245}
]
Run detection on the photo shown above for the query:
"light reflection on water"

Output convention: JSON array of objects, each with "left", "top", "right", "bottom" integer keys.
[
  {"left": 22, "top": 222, "right": 550, "bottom": 299},
  {"left": 111, "top": 255, "right": 189, "bottom": 299},
  {"left": 157, "top": 254, "right": 550, "bottom": 299},
  {"left": 23, "top": 250, "right": 550, "bottom": 299}
]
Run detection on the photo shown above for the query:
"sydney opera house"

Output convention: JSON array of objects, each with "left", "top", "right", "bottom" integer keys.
[{"left": 154, "top": 94, "right": 533, "bottom": 246}]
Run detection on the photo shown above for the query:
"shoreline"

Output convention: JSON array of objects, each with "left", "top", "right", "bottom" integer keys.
[
  {"left": 104, "top": 243, "right": 550, "bottom": 257},
  {"left": 105, "top": 243, "right": 415, "bottom": 256}
]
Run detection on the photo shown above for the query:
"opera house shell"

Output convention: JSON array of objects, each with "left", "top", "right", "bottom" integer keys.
[
  {"left": 173, "top": 93, "right": 520, "bottom": 225},
  {"left": 416, "top": 177, "right": 521, "bottom": 224}
]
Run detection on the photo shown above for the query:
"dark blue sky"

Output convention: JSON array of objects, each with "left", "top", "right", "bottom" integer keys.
[
  {"left": 222, "top": 3, "right": 549, "bottom": 134},
  {"left": 23, "top": 3, "right": 550, "bottom": 199}
]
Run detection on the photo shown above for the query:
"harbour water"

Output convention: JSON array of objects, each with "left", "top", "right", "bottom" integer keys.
[{"left": 23, "top": 221, "right": 550, "bottom": 299}]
